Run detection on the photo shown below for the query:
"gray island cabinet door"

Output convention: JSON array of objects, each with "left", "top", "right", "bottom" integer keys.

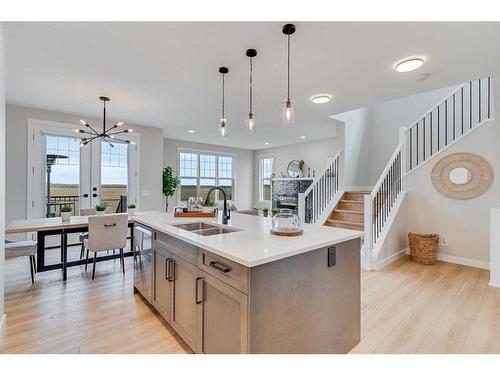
[
  {"left": 170, "top": 253, "right": 197, "bottom": 350},
  {"left": 153, "top": 247, "right": 173, "bottom": 323},
  {"left": 195, "top": 269, "right": 248, "bottom": 354}
]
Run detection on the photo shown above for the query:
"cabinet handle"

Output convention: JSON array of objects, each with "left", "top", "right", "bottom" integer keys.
[
  {"left": 195, "top": 277, "right": 204, "bottom": 304},
  {"left": 165, "top": 258, "right": 174, "bottom": 280},
  {"left": 168, "top": 260, "right": 175, "bottom": 282},
  {"left": 208, "top": 260, "right": 231, "bottom": 273}
]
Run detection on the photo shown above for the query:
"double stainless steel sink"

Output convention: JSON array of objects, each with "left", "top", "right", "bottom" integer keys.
[{"left": 173, "top": 222, "right": 240, "bottom": 236}]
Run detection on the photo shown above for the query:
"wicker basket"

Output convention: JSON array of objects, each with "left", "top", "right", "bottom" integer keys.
[{"left": 408, "top": 232, "right": 439, "bottom": 265}]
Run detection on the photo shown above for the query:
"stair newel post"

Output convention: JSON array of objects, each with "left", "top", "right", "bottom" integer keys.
[
  {"left": 399, "top": 126, "right": 407, "bottom": 189},
  {"left": 363, "top": 193, "right": 373, "bottom": 271},
  {"left": 298, "top": 192, "right": 306, "bottom": 224}
]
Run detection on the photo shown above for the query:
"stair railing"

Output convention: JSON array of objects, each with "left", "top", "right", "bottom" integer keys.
[
  {"left": 404, "top": 77, "right": 493, "bottom": 174},
  {"left": 298, "top": 151, "right": 343, "bottom": 224},
  {"left": 364, "top": 77, "right": 493, "bottom": 265}
]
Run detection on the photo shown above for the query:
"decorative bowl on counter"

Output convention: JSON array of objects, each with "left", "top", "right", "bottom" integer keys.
[{"left": 270, "top": 209, "right": 303, "bottom": 237}]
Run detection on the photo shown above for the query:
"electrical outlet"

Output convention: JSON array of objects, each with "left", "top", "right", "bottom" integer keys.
[{"left": 441, "top": 236, "right": 448, "bottom": 247}]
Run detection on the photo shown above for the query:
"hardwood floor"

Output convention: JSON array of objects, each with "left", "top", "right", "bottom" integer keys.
[
  {"left": 351, "top": 256, "right": 500, "bottom": 354},
  {"left": 0, "top": 244, "right": 191, "bottom": 354},
  {"left": 1, "top": 245, "right": 499, "bottom": 354}
]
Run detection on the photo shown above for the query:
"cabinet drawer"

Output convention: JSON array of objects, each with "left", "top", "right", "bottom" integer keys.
[
  {"left": 154, "top": 231, "right": 198, "bottom": 265},
  {"left": 198, "top": 250, "right": 249, "bottom": 294}
]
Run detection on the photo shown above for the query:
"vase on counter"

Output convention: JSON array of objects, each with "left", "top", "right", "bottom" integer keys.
[{"left": 61, "top": 211, "right": 71, "bottom": 222}]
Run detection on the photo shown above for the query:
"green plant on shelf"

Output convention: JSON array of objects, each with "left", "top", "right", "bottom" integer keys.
[
  {"left": 127, "top": 203, "right": 136, "bottom": 209},
  {"left": 95, "top": 202, "right": 107, "bottom": 212},
  {"left": 60, "top": 205, "right": 72, "bottom": 213}
]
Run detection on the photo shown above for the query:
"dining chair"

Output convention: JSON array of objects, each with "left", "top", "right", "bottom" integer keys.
[
  {"left": 5, "top": 240, "right": 38, "bottom": 284},
  {"left": 79, "top": 208, "right": 97, "bottom": 259},
  {"left": 83, "top": 213, "right": 128, "bottom": 280}
]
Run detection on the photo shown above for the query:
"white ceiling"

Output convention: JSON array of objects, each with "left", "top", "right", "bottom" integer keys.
[{"left": 5, "top": 22, "right": 500, "bottom": 150}]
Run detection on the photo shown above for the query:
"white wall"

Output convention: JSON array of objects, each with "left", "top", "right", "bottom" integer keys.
[
  {"left": 0, "top": 23, "right": 6, "bottom": 328},
  {"left": 369, "top": 86, "right": 457, "bottom": 184},
  {"left": 331, "top": 108, "right": 372, "bottom": 188},
  {"left": 5, "top": 104, "right": 164, "bottom": 225},
  {"left": 163, "top": 138, "right": 254, "bottom": 211},
  {"left": 253, "top": 137, "right": 338, "bottom": 204},
  {"left": 405, "top": 119, "right": 496, "bottom": 265},
  {"left": 333, "top": 85, "right": 457, "bottom": 188}
]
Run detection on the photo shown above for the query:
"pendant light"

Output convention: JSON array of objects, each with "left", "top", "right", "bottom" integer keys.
[
  {"left": 218, "top": 67, "right": 229, "bottom": 138},
  {"left": 245, "top": 49, "right": 257, "bottom": 134},
  {"left": 282, "top": 23, "right": 296, "bottom": 127}
]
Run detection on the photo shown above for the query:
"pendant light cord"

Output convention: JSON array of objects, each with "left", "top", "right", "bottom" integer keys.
[
  {"left": 103, "top": 100, "right": 106, "bottom": 133},
  {"left": 287, "top": 34, "right": 290, "bottom": 101},
  {"left": 222, "top": 73, "right": 225, "bottom": 119},
  {"left": 249, "top": 57, "right": 253, "bottom": 113}
]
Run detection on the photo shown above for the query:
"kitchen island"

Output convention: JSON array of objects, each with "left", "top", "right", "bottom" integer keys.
[{"left": 132, "top": 211, "right": 363, "bottom": 354}]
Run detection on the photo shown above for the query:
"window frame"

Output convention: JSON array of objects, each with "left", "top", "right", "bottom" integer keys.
[
  {"left": 177, "top": 147, "right": 237, "bottom": 204},
  {"left": 258, "top": 153, "right": 274, "bottom": 204}
]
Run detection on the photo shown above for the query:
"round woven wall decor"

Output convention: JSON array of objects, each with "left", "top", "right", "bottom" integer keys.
[{"left": 431, "top": 152, "right": 493, "bottom": 200}]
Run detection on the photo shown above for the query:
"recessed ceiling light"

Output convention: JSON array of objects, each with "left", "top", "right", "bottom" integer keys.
[
  {"left": 264, "top": 142, "right": 270, "bottom": 146},
  {"left": 188, "top": 130, "right": 195, "bottom": 133},
  {"left": 394, "top": 58, "right": 424, "bottom": 73},
  {"left": 310, "top": 94, "right": 332, "bottom": 104},
  {"left": 299, "top": 135, "right": 306, "bottom": 139}
]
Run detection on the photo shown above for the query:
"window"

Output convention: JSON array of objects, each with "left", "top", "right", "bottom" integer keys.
[
  {"left": 46, "top": 135, "right": 80, "bottom": 184},
  {"left": 259, "top": 155, "right": 273, "bottom": 202},
  {"left": 179, "top": 150, "right": 235, "bottom": 203},
  {"left": 101, "top": 142, "right": 128, "bottom": 185}
]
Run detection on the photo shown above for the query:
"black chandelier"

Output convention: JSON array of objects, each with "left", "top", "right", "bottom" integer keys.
[{"left": 75, "top": 96, "right": 134, "bottom": 147}]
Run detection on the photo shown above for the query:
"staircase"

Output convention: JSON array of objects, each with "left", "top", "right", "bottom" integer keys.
[
  {"left": 363, "top": 76, "right": 494, "bottom": 270},
  {"left": 325, "top": 191, "right": 368, "bottom": 230}
]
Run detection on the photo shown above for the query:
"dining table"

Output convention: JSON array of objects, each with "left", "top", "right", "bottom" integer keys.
[{"left": 5, "top": 215, "right": 135, "bottom": 281}]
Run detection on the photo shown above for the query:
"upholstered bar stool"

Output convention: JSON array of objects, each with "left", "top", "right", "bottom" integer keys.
[
  {"left": 83, "top": 213, "right": 128, "bottom": 280},
  {"left": 5, "top": 240, "right": 38, "bottom": 284}
]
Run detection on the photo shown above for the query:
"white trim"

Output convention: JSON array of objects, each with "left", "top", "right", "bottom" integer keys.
[
  {"left": 258, "top": 153, "right": 274, "bottom": 204},
  {"left": 177, "top": 147, "right": 237, "bottom": 205},
  {"left": 403, "top": 116, "right": 494, "bottom": 178},
  {"left": 0, "top": 314, "right": 5, "bottom": 334},
  {"left": 372, "top": 191, "right": 407, "bottom": 258},
  {"left": 317, "top": 188, "right": 345, "bottom": 226},
  {"left": 436, "top": 253, "right": 489, "bottom": 270},
  {"left": 376, "top": 248, "right": 408, "bottom": 270},
  {"left": 488, "top": 282, "right": 500, "bottom": 289},
  {"left": 26, "top": 118, "right": 140, "bottom": 219}
]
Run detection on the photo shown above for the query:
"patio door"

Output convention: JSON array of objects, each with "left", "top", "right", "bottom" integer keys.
[{"left": 28, "top": 119, "right": 139, "bottom": 220}]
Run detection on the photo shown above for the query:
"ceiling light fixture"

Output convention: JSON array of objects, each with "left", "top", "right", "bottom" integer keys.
[
  {"left": 394, "top": 57, "right": 424, "bottom": 73},
  {"left": 264, "top": 142, "right": 270, "bottom": 146},
  {"left": 282, "top": 23, "right": 296, "bottom": 127},
  {"left": 311, "top": 94, "right": 332, "bottom": 104},
  {"left": 299, "top": 135, "right": 306, "bottom": 139},
  {"left": 76, "top": 97, "right": 132, "bottom": 147},
  {"left": 245, "top": 48, "right": 257, "bottom": 134},
  {"left": 188, "top": 130, "right": 195, "bottom": 133},
  {"left": 218, "top": 67, "right": 229, "bottom": 138}
]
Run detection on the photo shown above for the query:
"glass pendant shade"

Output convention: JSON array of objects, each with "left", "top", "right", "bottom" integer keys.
[
  {"left": 282, "top": 99, "right": 294, "bottom": 127},
  {"left": 245, "top": 113, "right": 255, "bottom": 134},
  {"left": 219, "top": 118, "right": 228, "bottom": 138}
]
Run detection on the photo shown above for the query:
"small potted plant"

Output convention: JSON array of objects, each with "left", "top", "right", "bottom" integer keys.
[
  {"left": 127, "top": 203, "right": 136, "bottom": 215},
  {"left": 262, "top": 207, "right": 270, "bottom": 217},
  {"left": 271, "top": 208, "right": 279, "bottom": 217},
  {"left": 60, "top": 205, "right": 72, "bottom": 222},
  {"left": 298, "top": 160, "right": 305, "bottom": 177},
  {"left": 95, "top": 202, "right": 107, "bottom": 215}
]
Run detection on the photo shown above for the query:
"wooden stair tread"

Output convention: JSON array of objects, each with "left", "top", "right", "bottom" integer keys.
[
  {"left": 327, "top": 218, "right": 364, "bottom": 226},
  {"left": 340, "top": 200, "right": 363, "bottom": 204},
  {"left": 333, "top": 209, "right": 363, "bottom": 214}
]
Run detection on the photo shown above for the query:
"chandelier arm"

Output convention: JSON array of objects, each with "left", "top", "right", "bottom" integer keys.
[
  {"left": 82, "top": 134, "right": 102, "bottom": 144},
  {"left": 101, "top": 135, "right": 115, "bottom": 147},
  {"left": 105, "top": 130, "right": 129, "bottom": 136},
  {"left": 85, "top": 124, "right": 101, "bottom": 136}
]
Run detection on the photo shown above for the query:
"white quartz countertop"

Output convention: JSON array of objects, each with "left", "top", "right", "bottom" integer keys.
[{"left": 132, "top": 211, "right": 363, "bottom": 267}]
